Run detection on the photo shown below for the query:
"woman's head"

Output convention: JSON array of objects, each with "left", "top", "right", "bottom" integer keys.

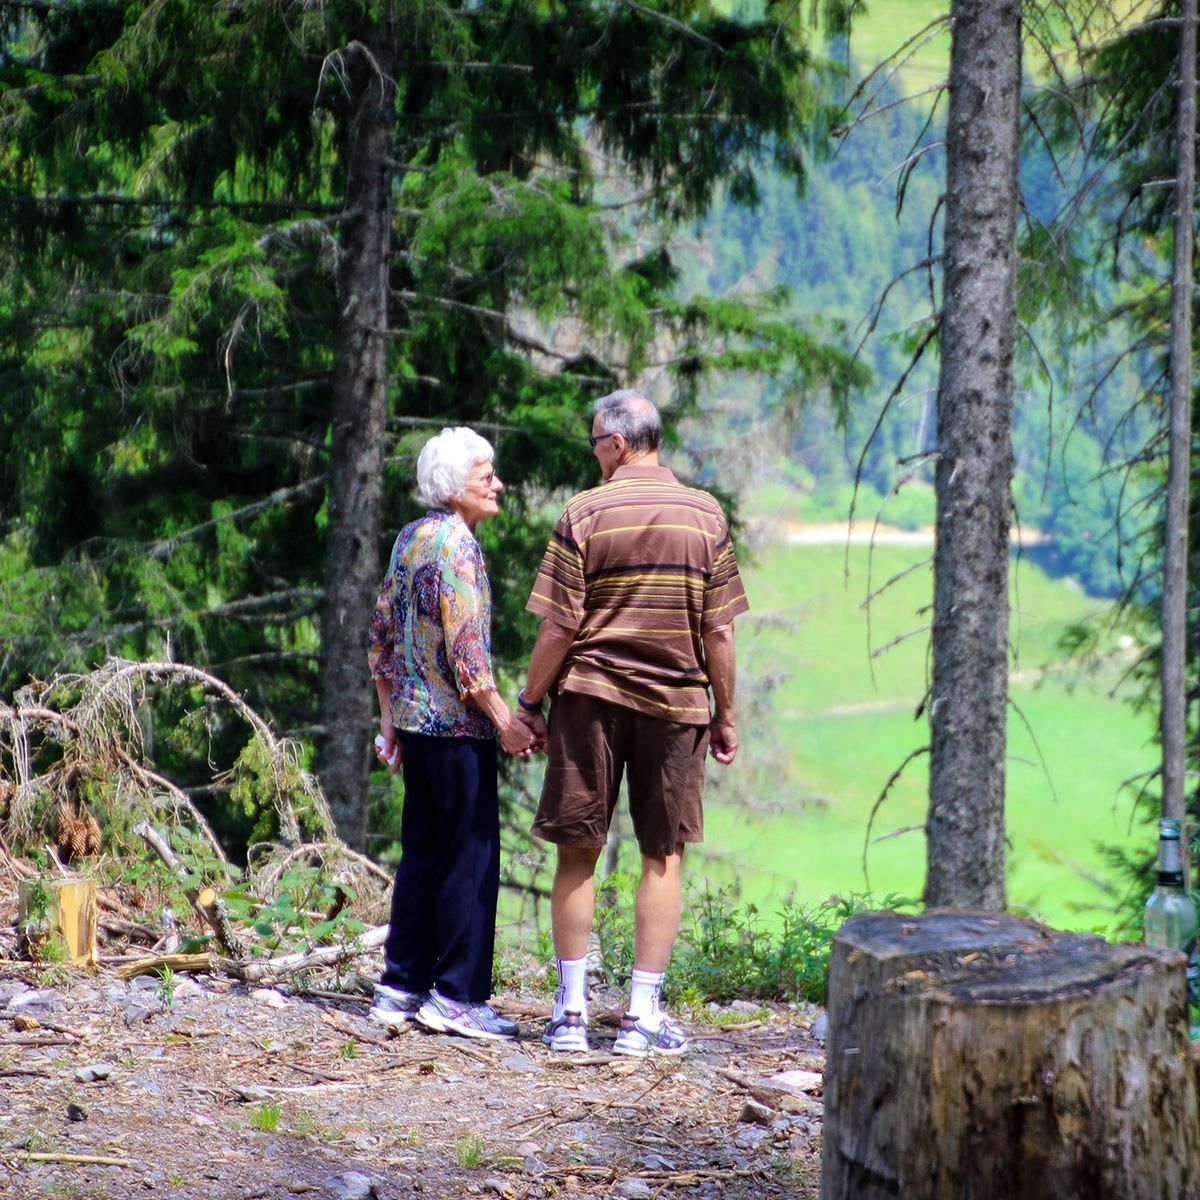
[{"left": 417, "top": 427, "right": 495, "bottom": 508}]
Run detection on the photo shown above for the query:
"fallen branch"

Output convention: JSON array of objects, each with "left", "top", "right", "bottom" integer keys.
[
  {"left": 116, "top": 923, "right": 390, "bottom": 984},
  {"left": 218, "top": 923, "right": 388, "bottom": 983},
  {"left": 99, "top": 916, "right": 158, "bottom": 945},
  {"left": 0, "top": 1033, "right": 76, "bottom": 1046},
  {"left": 196, "top": 886, "right": 245, "bottom": 957},
  {"left": 117, "top": 749, "right": 231, "bottom": 875},
  {"left": 117, "top": 952, "right": 214, "bottom": 980},
  {"left": 133, "top": 820, "right": 244, "bottom": 956}
]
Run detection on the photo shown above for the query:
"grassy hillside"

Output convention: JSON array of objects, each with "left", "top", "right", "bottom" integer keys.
[
  {"left": 839, "top": 0, "right": 951, "bottom": 89},
  {"left": 692, "top": 529, "right": 1152, "bottom": 936}
]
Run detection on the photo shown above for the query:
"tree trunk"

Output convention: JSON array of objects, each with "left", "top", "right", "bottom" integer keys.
[
  {"left": 926, "top": 0, "right": 1022, "bottom": 908},
  {"left": 317, "top": 21, "right": 397, "bottom": 850},
  {"left": 1161, "top": 0, "right": 1197, "bottom": 881},
  {"left": 822, "top": 909, "right": 1200, "bottom": 1200}
]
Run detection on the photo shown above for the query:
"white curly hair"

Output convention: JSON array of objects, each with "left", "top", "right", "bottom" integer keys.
[{"left": 416, "top": 426, "right": 495, "bottom": 508}]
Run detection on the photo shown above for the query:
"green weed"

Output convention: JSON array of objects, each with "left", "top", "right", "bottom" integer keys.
[
  {"left": 249, "top": 1102, "right": 282, "bottom": 1132},
  {"left": 454, "top": 1134, "right": 486, "bottom": 1169},
  {"left": 155, "top": 966, "right": 176, "bottom": 1009}
]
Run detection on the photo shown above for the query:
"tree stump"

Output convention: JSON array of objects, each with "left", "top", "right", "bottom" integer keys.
[
  {"left": 822, "top": 909, "right": 1200, "bottom": 1199},
  {"left": 17, "top": 876, "right": 97, "bottom": 966}
]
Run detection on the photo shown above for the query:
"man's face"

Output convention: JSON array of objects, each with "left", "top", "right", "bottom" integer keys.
[{"left": 590, "top": 415, "right": 622, "bottom": 481}]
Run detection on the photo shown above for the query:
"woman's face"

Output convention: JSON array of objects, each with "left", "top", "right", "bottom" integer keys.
[{"left": 450, "top": 459, "right": 504, "bottom": 530}]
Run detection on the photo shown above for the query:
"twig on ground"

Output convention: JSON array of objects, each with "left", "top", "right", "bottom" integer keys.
[{"left": 17, "top": 1152, "right": 132, "bottom": 1166}]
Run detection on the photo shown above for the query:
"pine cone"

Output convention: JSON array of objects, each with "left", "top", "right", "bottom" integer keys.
[{"left": 55, "top": 801, "right": 102, "bottom": 860}]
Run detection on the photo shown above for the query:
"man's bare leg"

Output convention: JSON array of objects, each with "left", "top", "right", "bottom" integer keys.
[
  {"left": 615, "top": 845, "right": 688, "bottom": 1051},
  {"left": 633, "top": 845, "right": 684, "bottom": 972},
  {"left": 546, "top": 846, "right": 603, "bottom": 1040},
  {"left": 551, "top": 845, "right": 603, "bottom": 960}
]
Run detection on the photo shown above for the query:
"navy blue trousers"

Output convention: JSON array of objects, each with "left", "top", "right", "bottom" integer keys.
[{"left": 381, "top": 733, "right": 499, "bottom": 1004}]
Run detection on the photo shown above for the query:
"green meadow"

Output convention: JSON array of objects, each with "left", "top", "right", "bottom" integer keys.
[{"left": 693, "top": 531, "right": 1154, "bottom": 936}]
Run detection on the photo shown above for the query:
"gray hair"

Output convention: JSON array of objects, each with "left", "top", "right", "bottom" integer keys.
[
  {"left": 416, "top": 426, "right": 494, "bottom": 508},
  {"left": 593, "top": 389, "right": 662, "bottom": 452}
]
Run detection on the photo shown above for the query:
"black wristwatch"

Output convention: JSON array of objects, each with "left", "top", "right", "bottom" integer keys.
[{"left": 517, "top": 687, "right": 544, "bottom": 714}]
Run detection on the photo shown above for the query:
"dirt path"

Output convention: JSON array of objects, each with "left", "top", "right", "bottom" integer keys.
[{"left": 0, "top": 965, "right": 824, "bottom": 1200}]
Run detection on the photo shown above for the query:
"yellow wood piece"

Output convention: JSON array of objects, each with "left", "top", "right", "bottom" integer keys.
[
  {"left": 18, "top": 877, "right": 97, "bottom": 967},
  {"left": 116, "top": 952, "right": 213, "bottom": 979}
]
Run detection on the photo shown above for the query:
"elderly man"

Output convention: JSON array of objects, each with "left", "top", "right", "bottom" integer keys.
[{"left": 515, "top": 389, "right": 747, "bottom": 1056}]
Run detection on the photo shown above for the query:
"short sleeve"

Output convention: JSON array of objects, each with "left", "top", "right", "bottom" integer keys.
[
  {"left": 702, "top": 525, "right": 750, "bottom": 629},
  {"left": 526, "top": 508, "right": 586, "bottom": 629}
]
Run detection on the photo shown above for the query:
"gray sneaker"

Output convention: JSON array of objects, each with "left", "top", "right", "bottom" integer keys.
[
  {"left": 612, "top": 1012, "right": 688, "bottom": 1058},
  {"left": 416, "top": 989, "right": 518, "bottom": 1041},
  {"left": 542, "top": 1009, "right": 589, "bottom": 1052},
  {"left": 369, "top": 982, "right": 428, "bottom": 1029}
]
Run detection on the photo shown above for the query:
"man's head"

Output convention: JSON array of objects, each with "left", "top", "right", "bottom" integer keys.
[{"left": 590, "top": 389, "right": 662, "bottom": 480}]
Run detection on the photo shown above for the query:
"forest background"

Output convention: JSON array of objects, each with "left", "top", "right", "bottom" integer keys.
[{"left": 0, "top": 0, "right": 1174, "bottom": 950}]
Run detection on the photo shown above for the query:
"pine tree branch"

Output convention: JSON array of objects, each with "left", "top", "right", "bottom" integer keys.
[{"left": 0, "top": 193, "right": 342, "bottom": 215}]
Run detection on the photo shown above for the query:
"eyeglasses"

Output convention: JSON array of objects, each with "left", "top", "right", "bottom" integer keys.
[
  {"left": 468, "top": 468, "right": 497, "bottom": 489},
  {"left": 587, "top": 433, "right": 616, "bottom": 449}
]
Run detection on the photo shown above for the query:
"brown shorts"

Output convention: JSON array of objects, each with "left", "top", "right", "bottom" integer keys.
[{"left": 531, "top": 690, "right": 709, "bottom": 858}]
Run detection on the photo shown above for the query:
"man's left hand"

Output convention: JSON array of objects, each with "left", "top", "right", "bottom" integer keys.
[{"left": 709, "top": 713, "right": 738, "bottom": 765}]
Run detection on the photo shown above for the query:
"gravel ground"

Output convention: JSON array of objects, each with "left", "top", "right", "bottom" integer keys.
[{"left": 0, "top": 964, "right": 825, "bottom": 1200}]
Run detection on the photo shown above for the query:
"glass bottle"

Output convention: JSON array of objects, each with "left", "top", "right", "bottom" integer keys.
[{"left": 1144, "top": 817, "right": 1199, "bottom": 1032}]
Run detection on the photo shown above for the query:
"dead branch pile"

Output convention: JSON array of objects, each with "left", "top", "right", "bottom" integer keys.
[{"left": 0, "top": 657, "right": 393, "bottom": 985}]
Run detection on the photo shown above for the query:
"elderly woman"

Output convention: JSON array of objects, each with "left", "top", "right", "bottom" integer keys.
[{"left": 367, "top": 426, "right": 532, "bottom": 1041}]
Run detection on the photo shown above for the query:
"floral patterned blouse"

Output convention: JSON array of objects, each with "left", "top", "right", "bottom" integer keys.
[{"left": 368, "top": 509, "right": 497, "bottom": 739}]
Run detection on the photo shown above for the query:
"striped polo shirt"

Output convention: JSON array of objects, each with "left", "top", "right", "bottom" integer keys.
[{"left": 527, "top": 463, "right": 749, "bottom": 726}]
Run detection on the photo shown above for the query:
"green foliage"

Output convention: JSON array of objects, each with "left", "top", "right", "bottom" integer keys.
[
  {"left": 592, "top": 873, "right": 913, "bottom": 1005},
  {"left": 18, "top": 874, "right": 53, "bottom": 960},
  {"left": 222, "top": 867, "right": 365, "bottom": 956},
  {"left": 0, "top": 1, "right": 859, "bottom": 859}
]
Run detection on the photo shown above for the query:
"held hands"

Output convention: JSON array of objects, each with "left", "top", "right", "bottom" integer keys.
[
  {"left": 500, "top": 711, "right": 538, "bottom": 757},
  {"left": 514, "top": 706, "right": 548, "bottom": 755},
  {"left": 708, "top": 712, "right": 738, "bottom": 765}
]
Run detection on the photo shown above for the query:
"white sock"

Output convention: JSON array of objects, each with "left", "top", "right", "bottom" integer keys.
[
  {"left": 628, "top": 968, "right": 665, "bottom": 1027},
  {"left": 554, "top": 956, "right": 588, "bottom": 1020}
]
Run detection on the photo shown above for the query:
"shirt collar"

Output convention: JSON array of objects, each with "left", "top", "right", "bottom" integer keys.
[
  {"left": 429, "top": 507, "right": 476, "bottom": 539},
  {"left": 608, "top": 464, "right": 676, "bottom": 484}
]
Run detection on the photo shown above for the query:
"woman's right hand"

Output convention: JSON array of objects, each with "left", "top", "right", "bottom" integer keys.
[{"left": 375, "top": 729, "right": 402, "bottom": 774}]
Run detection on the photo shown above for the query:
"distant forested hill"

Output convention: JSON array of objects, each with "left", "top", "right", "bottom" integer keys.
[{"left": 681, "top": 50, "right": 1154, "bottom": 600}]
